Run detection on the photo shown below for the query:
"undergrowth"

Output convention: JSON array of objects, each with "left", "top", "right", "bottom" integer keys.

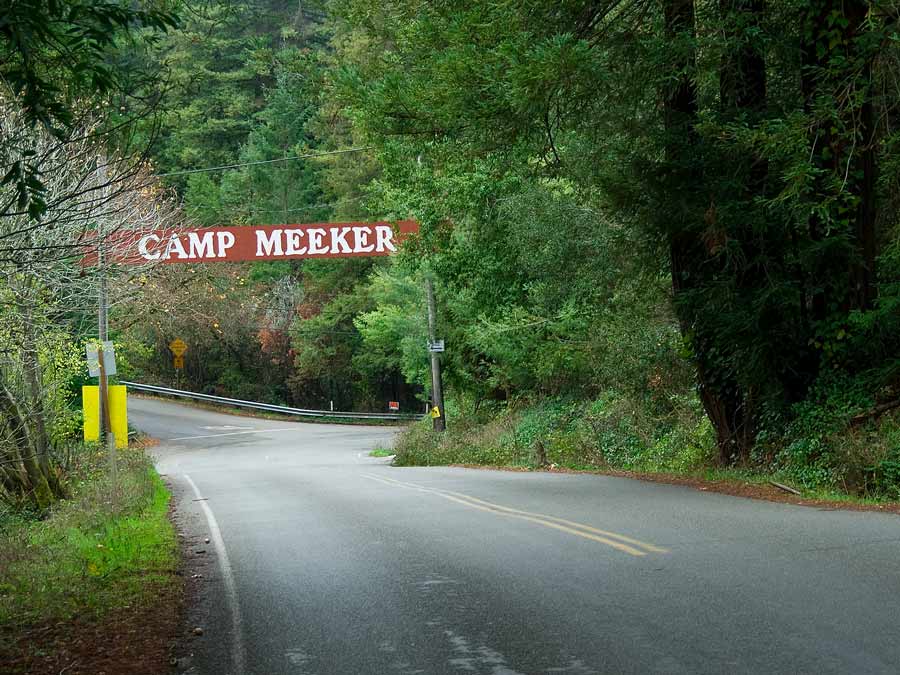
[
  {"left": 394, "top": 392, "right": 900, "bottom": 501},
  {"left": 394, "top": 394, "right": 716, "bottom": 472},
  {"left": 0, "top": 446, "right": 178, "bottom": 628}
]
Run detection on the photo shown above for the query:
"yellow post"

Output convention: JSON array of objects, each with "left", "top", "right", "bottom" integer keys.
[
  {"left": 83, "top": 385, "right": 128, "bottom": 448},
  {"left": 108, "top": 385, "right": 128, "bottom": 449},
  {"left": 83, "top": 385, "right": 100, "bottom": 442}
]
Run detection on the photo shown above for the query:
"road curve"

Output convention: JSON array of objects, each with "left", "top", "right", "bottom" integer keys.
[{"left": 131, "top": 396, "right": 900, "bottom": 675}]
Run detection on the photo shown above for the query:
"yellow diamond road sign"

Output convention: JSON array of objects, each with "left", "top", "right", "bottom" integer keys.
[{"left": 169, "top": 338, "right": 187, "bottom": 357}]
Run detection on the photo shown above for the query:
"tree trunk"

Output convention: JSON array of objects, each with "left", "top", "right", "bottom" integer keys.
[
  {"left": 719, "top": 0, "right": 766, "bottom": 114},
  {"left": 663, "top": 0, "right": 756, "bottom": 463},
  {"left": 801, "top": 0, "right": 878, "bottom": 318},
  {"left": 850, "top": 75, "right": 877, "bottom": 311},
  {"left": 711, "top": 0, "right": 768, "bottom": 462},
  {"left": 19, "top": 286, "right": 63, "bottom": 498},
  {"left": 0, "top": 381, "right": 54, "bottom": 511}
]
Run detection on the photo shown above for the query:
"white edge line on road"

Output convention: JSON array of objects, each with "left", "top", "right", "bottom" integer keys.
[
  {"left": 183, "top": 474, "right": 246, "bottom": 675},
  {"left": 171, "top": 428, "right": 296, "bottom": 441}
]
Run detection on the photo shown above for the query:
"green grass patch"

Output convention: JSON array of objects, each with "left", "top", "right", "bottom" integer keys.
[
  {"left": 0, "top": 448, "right": 178, "bottom": 628},
  {"left": 369, "top": 447, "right": 395, "bottom": 457}
]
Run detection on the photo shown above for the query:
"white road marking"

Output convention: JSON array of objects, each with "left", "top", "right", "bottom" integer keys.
[
  {"left": 184, "top": 474, "right": 246, "bottom": 675},
  {"left": 171, "top": 428, "right": 295, "bottom": 441}
]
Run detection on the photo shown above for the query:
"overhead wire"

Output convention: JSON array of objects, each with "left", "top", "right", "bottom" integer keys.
[{"left": 154, "top": 146, "right": 371, "bottom": 178}]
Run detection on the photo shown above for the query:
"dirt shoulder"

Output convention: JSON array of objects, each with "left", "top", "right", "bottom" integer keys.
[
  {"left": 0, "top": 597, "right": 182, "bottom": 675},
  {"left": 448, "top": 463, "right": 900, "bottom": 515},
  {"left": 0, "top": 543, "right": 184, "bottom": 675}
]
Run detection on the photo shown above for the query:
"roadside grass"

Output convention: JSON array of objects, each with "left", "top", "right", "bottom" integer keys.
[
  {"left": 0, "top": 446, "right": 179, "bottom": 630},
  {"left": 393, "top": 404, "right": 900, "bottom": 510},
  {"left": 369, "top": 447, "right": 395, "bottom": 457}
]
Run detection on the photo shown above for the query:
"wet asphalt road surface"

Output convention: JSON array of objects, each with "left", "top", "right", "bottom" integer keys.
[{"left": 130, "top": 396, "right": 900, "bottom": 675}]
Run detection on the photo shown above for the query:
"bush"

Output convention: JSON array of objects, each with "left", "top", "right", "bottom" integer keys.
[
  {"left": 0, "top": 446, "right": 178, "bottom": 625},
  {"left": 393, "top": 391, "right": 715, "bottom": 473},
  {"left": 771, "top": 372, "right": 900, "bottom": 498}
]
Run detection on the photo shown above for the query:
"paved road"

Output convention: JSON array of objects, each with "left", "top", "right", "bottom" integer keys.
[{"left": 130, "top": 396, "right": 900, "bottom": 675}]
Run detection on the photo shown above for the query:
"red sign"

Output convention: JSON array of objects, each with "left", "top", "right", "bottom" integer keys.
[
  {"left": 388, "top": 401, "right": 400, "bottom": 411},
  {"left": 92, "top": 220, "right": 418, "bottom": 265}
]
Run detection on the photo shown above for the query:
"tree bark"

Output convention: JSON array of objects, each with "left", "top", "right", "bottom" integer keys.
[
  {"left": 19, "top": 282, "right": 63, "bottom": 498},
  {"left": 801, "top": 0, "right": 878, "bottom": 318},
  {"left": 0, "top": 381, "right": 54, "bottom": 511},
  {"left": 664, "top": 0, "right": 756, "bottom": 463}
]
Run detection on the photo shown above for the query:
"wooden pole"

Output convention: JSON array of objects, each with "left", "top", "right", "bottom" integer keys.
[
  {"left": 97, "top": 216, "right": 116, "bottom": 480},
  {"left": 425, "top": 276, "right": 446, "bottom": 432}
]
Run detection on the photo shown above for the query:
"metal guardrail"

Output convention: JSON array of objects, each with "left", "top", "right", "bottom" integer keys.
[{"left": 120, "top": 381, "right": 422, "bottom": 421}]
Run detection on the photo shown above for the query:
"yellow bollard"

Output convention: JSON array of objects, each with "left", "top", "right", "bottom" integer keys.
[
  {"left": 83, "top": 385, "right": 128, "bottom": 448},
  {"left": 83, "top": 385, "right": 99, "bottom": 442}
]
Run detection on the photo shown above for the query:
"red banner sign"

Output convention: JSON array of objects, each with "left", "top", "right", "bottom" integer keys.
[{"left": 95, "top": 220, "right": 418, "bottom": 265}]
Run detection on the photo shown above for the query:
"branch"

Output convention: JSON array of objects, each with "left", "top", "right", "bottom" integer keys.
[{"left": 849, "top": 399, "right": 900, "bottom": 426}]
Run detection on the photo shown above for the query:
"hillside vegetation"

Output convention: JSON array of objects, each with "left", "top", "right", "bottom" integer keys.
[
  {"left": 2, "top": 0, "right": 899, "bottom": 514},
  {"left": 111, "top": 0, "right": 900, "bottom": 499}
]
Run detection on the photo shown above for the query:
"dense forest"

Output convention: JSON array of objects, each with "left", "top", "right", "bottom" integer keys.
[{"left": 2, "top": 0, "right": 900, "bottom": 511}]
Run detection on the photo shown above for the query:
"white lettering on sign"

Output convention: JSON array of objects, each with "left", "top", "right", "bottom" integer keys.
[
  {"left": 117, "top": 221, "right": 416, "bottom": 265},
  {"left": 216, "top": 231, "right": 235, "bottom": 258},
  {"left": 188, "top": 231, "right": 215, "bottom": 259},
  {"left": 138, "top": 234, "right": 161, "bottom": 260},
  {"left": 307, "top": 228, "right": 328, "bottom": 255},
  {"left": 164, "top": 234, "right": 188, "bottom": 260},
  {"left": 330, "top": 227, "right": 352, "bottom": 254},
  {"left": 353, "top": 227, "right": 374, "bottom": 253},
  {"left": 285, "top": 229, "right": 307, "bottom": 255},
  {"left": 375, "top": 225, "right": 396, "bottom": 252},
  {"left": 257, "top": 229, "right": 283, "bottom": 257}
]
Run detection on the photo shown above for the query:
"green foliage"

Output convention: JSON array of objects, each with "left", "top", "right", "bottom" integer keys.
[
  {"left": 0, "top": 448, "right": 178, "bottom": 625},
  {"left": 354, "top": 266, "right": 429, "bottom": 395},
  {"left": 118, "top": 0, "right": 900, "bottom": 497},
  {"left": 149, "top": 1, "right": 327, "bottom": 186},
  {"left": 41, "top": 335, "right": 85, "bottom": 445},
  {"left": 394, "top": 393, "right": 715, "bottom": 474},
  {"left": 328, "top": 0, "right": 900, "bottom": 478},
  {"left": 773, "top": 378, "right": 900, "bottom": 498},
  {"left": 0, "top": 0, "right": 179, "bottom": 218}
]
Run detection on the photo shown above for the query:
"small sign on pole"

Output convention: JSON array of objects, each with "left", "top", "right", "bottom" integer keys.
[
  {"left": 86, "top": 341, "right": 116, "bottom": 376},
  {"left": 169, "top": 338, "right": 187, "bottom": 357},
  {"left": 428, "top": 339, "right": 445, "bottom": 353},
  {"left": 388, "top": 401, "right": 400, "bottom": 411},
  {"left": 173, "top": 355, "right": 185, "bottom": 370}
]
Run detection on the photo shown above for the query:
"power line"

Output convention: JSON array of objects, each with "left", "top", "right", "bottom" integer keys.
[
  {"left": 243, "top": 196, "right": 365, "bottom": 216},
  {"left": 155, "top": 147, "right": 371, "bottom": 178}
]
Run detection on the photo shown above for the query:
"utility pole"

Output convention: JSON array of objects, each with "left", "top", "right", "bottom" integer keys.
[
  {"left": 98, "top": 240, "right": 108, "bottom": 438},
  {"left": 98, "top": 240, "right": 117, "bottom": 479},
  {"left": 96, "top": 155, "right": 117, "bottom": 479},
  {"left": 425, "top": 276, "right": 446, "bottom": 431}
]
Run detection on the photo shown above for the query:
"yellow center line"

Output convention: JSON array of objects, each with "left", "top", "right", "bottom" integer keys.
[
  {"left": 369, "top": 474, "right": 668, "bottom": 554},
  {"left": 361, "top": 473, "right": 667, "bottom": 557}
]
